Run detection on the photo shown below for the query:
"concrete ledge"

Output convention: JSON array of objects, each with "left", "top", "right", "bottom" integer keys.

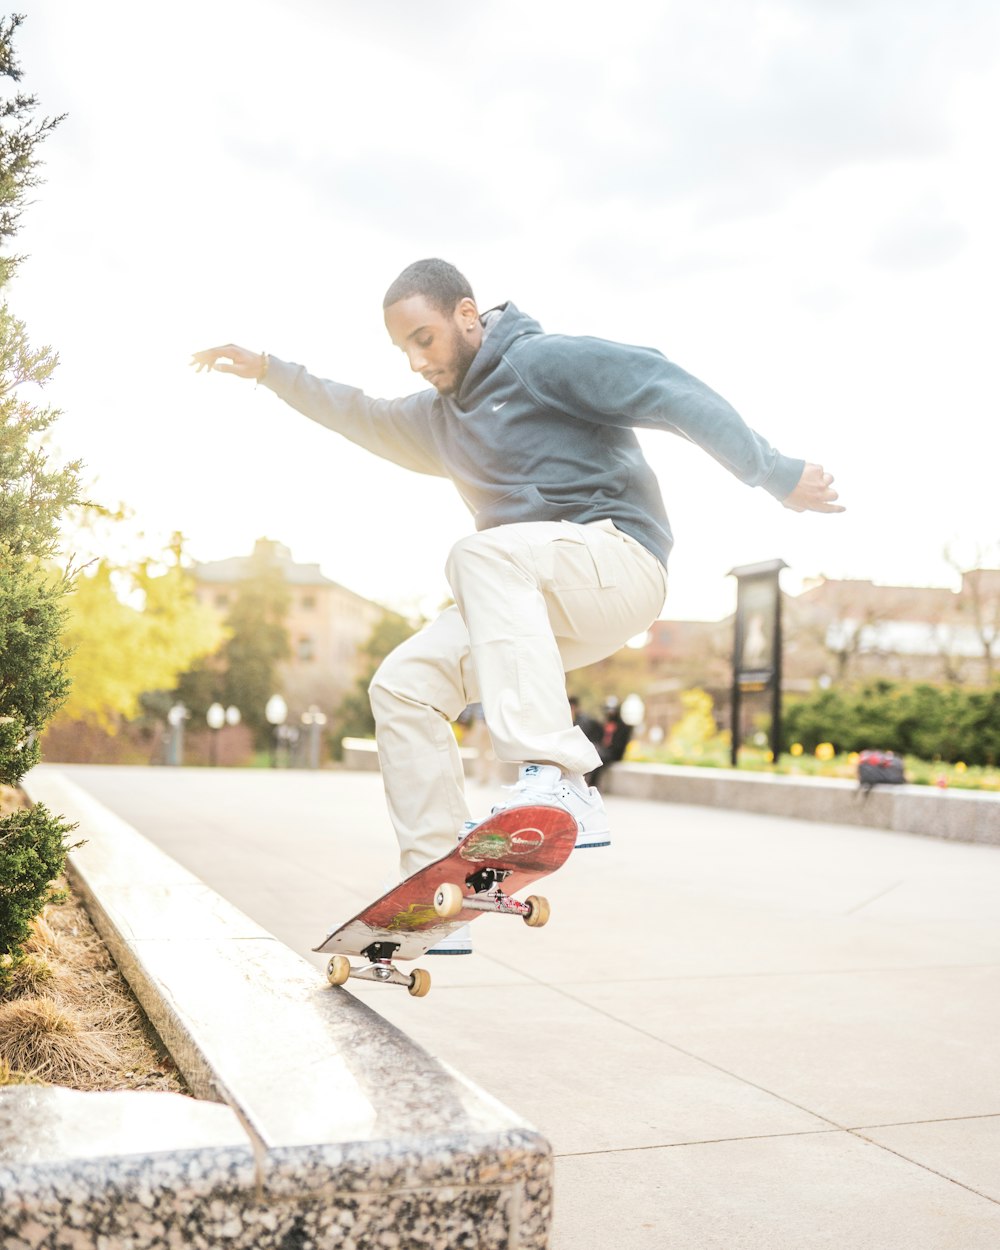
[
  {"left": 342, "top": 736, "right": 517, "bottom": 783},
  {"left": 342, "top": 734, "right": 485, "bottom": 777},
  {"left": 341, "top": 735, "right": 394, "bottom": 772},
  {"left": 605, "top": 762, "right": 1000, "bottom": 845},
  {"left": 5, "top": 768, "right": 552, "bottom": 1250}
]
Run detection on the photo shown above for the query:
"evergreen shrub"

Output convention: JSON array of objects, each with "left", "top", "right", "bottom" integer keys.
[
  {"left": 0, "top": 15, "right": 80, "bottom": 987},
  {"left": 783, "top": 681, "right": 1000, "bottom": 767}
]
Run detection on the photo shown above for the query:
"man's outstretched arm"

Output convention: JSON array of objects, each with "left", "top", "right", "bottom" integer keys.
[
  {"left": 190, "top": 342, "right": 445, "bottom": 477},
  {"left": 190, "top": 344, "right": 266, "bottom": 379},
  {"left": 514, "top": 335, "right": 846, "bottom": 515}
]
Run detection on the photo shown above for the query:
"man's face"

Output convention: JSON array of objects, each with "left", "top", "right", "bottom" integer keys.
[{"left": 384, "top": 295, "right": 481, "bottom": 396}]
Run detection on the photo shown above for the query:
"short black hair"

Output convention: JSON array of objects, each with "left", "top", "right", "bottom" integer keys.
[{"left": 383, "top": 258, "right": 475, "bottom": 316}]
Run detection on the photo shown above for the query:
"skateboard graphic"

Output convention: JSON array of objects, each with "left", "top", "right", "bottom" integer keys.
[{"left": 314, "top": 805, "right": 578, "bottom": 997}]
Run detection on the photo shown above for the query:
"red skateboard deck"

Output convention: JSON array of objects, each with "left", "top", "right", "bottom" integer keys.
[{"left": 315, "top": 805, "right": 577, "bottom": 996}]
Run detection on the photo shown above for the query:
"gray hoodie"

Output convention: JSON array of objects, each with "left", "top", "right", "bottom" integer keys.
[{"left": 262, "top": 302, "right": 804, "bottom": 569}]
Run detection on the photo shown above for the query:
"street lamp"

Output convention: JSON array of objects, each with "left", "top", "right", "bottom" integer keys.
[
  {"left": 301, "top": 705, "right": 328, "bottom": 770},
  {"left": 265, "top": 694, "right": 288, "bottom": 767},
  {"left": 166, "top": 703, "right": 188, "bottom": 766},
  {"left": 206, "top": 702, "right": 225, "bottom": 766},
  {"left": 620, "top": 693, "right": 646, "bottom": 728}
]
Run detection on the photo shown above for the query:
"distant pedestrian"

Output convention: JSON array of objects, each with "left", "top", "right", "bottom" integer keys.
[
  {"left": 569, "top": 695, "right": 603, "bottom": 749},
  {"left": 587, "top": 698, "right": 633, "bottom": 790}
]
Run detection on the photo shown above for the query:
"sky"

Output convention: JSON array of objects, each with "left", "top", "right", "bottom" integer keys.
[{"left": 10, "top": 0, "right": 1000, "bottom": 622}]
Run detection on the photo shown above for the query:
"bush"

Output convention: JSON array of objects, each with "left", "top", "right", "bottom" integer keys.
[
  {"left": 0, "top": 806, "right": 77, "bottom": 990},
  {"left": 666, "top": 688, "right": 729, "bottom": 759},
  {"left": 0, "top": 17, "right": 80, "bottom": 983},
  {"left": 783, "top": 681, "right": 1000, "bottom": 767}
]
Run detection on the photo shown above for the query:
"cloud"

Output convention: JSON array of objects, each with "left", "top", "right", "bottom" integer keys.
[
  {"left": 509, "top": 0, "right": 998, "bottom": 218},
  {"left": 224, "top": 136, "right": 513, "bottom": 242},
  {"left": 868, "top": 202, "right": 969, "bottom": 271},
  {"left": 14, "top": 0, "right": 1000, "bottom": 620}
]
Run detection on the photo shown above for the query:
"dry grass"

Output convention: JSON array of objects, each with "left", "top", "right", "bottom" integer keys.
[
  {"left": 0, "top": 883, "right": 188, "bottom": 1092},
  {"left": 1, "top": 787, "right": 186, "bottom": 1093},
  {"left": 0, "top": 995, "right": 123, "bottom": 1085}
]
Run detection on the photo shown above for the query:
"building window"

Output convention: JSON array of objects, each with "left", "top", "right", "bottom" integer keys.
[
  {"left": 214, "top": 592, "right": 230, "bottom": 609},
  {"left": 298, "top": 636, "right": 316, "bottom": 662},
  {"left": 302, "top": 594, "right": 316, "bottom": 610}
]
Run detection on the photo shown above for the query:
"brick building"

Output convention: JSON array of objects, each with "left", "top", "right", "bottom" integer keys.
[
  {"left": 785, "top": 571, "right": 1000, "bottom": 687},
  {"left": 192, "top": 539, "right": 392, "bottom": 722},
  {"left": 639, "top": 570, "right": 1000, "bottom": 737}
]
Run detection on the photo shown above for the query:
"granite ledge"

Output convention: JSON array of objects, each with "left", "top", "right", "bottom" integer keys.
[
  {"left": 604, "top": 761, "right": 1000, "bottom": 845},
  {"left": 10, "top": 767, "right": 553, "bottom": 1250}
]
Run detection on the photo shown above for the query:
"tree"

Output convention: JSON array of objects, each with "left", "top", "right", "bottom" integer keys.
[
  {"left": 329, "top": 610, "right": 418, "bottom": 749},
  {"left": 216, "top": 544, "right": 291, "bottom": 749},
  {"left": 50, "top": 545, "right": 225, "bottom": 731},
  {"left": 0, "top": 14, "right": 63, "bottom": 286},
  {"left": 946, "top": 544, "right": 1000, "bottom": 684},
  {"left": 0, "top": 14, "right": 80, "bottom": 984}
]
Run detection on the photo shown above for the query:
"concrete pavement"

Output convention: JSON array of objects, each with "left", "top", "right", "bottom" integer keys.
[{"left": 54, "top": 764, "right": 1000, "bottom": 1249}]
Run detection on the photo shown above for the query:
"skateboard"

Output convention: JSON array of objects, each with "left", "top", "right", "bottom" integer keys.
[{"left": 314, "top": 805, "right": 578, "bottom": 997}]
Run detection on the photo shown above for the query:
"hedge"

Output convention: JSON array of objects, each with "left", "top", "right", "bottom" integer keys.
[{"left": 783, "top": 680, "right": 1000, "bottom": 767}]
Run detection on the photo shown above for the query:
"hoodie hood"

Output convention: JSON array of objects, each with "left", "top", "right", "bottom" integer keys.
[{"left": 458, "top": 302, "right": 543, "bottom": 405}]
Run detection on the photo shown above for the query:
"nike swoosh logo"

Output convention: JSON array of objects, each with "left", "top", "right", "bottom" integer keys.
[{"left": 492, "top": 401, "right": 507, "bottom": 411}]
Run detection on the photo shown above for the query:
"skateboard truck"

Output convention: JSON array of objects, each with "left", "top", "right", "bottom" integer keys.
[
  {"left": 465, "top": 867, "right": 511, "bottom": 893},
  {"left": 326, "top": 942, "right": 431, "bottom": 997},
  {"left": 361, "top": 940, "right": 401, "bottom": 964},
  {"left": 432, "top": 879, "right": 551, "bottom": 927}
]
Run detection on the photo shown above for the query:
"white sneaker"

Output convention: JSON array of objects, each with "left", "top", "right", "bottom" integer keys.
[
  {"left": 491, "top": 764, "right": 611, "bottom": 849},
  {"left": 426, "top": 924, "right": 472, "bottom": 955}
]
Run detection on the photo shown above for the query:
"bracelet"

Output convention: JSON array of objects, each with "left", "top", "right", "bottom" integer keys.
[{"left": 256, "top": 351, "right": 269, "bottom": 385}]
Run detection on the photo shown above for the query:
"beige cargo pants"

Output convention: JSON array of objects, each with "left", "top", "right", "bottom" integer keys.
[{"left": 369, "top": 519, "right": 667, "bottom": 877}]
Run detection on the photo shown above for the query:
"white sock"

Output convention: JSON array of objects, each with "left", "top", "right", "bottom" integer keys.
[{"left": 563, "top": 772, "right": 588, "bottom": 793}]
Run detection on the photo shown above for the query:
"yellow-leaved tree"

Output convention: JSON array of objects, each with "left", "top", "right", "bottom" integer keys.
[{"left": 55, "top": 554, "right": 224, "bottom": 731}]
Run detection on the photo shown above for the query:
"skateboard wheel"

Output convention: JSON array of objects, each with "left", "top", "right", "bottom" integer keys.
[
  {"left": 408, "top": 967, "right": 432, "bottom": 997},
  {"left": 433, "top": 882, "right": 465, "bottom": 919},
  {"left": 326, "top": 955, "right": 351, "bottom": 986},
  {"left": 523, "top": 895, "right": 550, "bottom": 927}
]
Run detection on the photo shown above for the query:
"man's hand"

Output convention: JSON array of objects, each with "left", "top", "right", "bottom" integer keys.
[
  {"left": 783, "top": 462, "right": 845, "bottom": 513},
  {"left": 190, "top": 344, "right": 266, "bottom": 380}
]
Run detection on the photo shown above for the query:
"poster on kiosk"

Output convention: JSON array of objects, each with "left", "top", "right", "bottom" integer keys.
[{"left": 730, "top": 559, "right": 786, "bottom": 766}]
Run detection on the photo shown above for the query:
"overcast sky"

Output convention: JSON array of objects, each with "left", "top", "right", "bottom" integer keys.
[{"left": 12, "top": 0, "right": 1000, "bottom": 621}]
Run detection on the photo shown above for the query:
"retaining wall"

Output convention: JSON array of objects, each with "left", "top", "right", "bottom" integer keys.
[
  {"left": 2, "top": 768, "right": 552, "bottom": 1250},
  {"left": 604, "top": 762, "right": 1000, "bottom": 846}
]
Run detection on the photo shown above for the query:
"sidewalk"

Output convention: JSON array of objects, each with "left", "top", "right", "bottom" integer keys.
[{"left": 55, "top": 764, "right": 1000, "bottom": 1249}]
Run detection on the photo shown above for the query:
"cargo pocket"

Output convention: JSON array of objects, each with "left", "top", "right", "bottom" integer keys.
[{"left": 537, "top": 522, "right": 619, "bottom": 592}]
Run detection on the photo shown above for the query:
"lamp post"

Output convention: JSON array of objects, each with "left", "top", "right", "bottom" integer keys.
[
  {"left": 620, "top": 693, "right": 646, "bottom": 729},
  {"left": 206, "top": 702, "right": 225, "bottom": 766},
  {"left": 301, "top": 705, "right": 328, "bottom": 770},
  {"left": 166, "top": 703, "right": 188, "bottom": 766},
  {"left": 265, "top": 694, "right": 288, "bottom": 768}
]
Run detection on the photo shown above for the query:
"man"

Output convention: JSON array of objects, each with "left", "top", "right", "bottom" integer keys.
[
  {"left": 569, "top": 695, "right": 603, "bottom": 751},
  {"left": 193, "top": 258, "right": 843, "bottom": 953},
  {"left": 587, "top": 697, "right": 633, "bottom": 790}
]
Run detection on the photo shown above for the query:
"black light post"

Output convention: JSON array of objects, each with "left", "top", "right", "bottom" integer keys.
[
  {"left": 265, "top": 694, "right": 288, "bottom": 767},
  {"left": 301, "top": 705, "right": 328, "bottom": 770},
  {"left": 166, "top": 703, "right": 188, "bottom": 766},
  {"left": 206, "top": 702, "right": 225, "bottom": 766}
]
